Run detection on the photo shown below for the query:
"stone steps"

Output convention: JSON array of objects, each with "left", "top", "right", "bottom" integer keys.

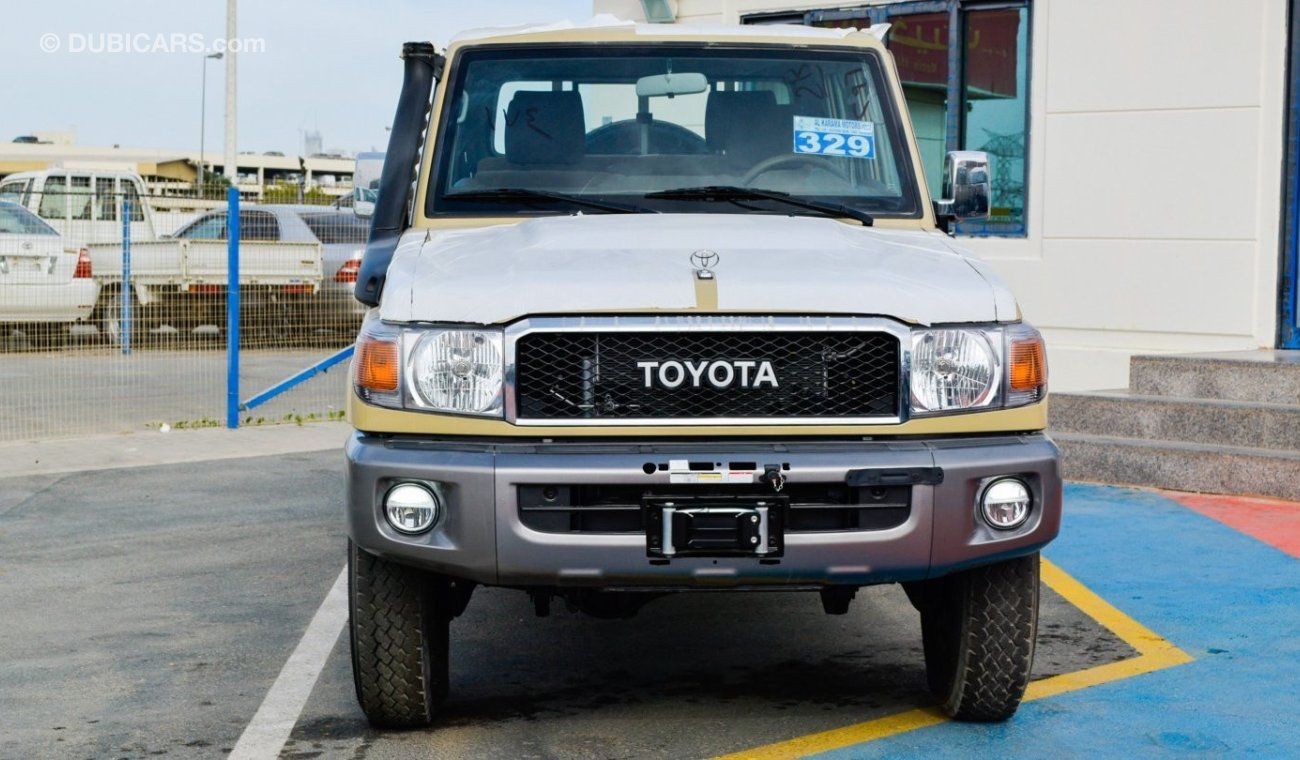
[
  {"left": 1051, "top": 391, "right": 1300, "bottom": 451},
  {"left": 1053, "top": 432, "right": 1300, "bottom": 502},
  {"left": 1050, "top": 350, "right": 1300, "bottom": 501},
  {"left": 1130, "top": 351, "right": 1300, "bottom": 405}
]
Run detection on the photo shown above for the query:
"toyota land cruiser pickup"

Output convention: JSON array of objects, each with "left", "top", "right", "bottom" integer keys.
[{"left": 345, "top": 19, "right": 1061, "bottom": 729}]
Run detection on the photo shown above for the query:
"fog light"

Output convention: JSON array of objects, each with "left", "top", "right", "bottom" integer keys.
[
  {"left": 384, "top": 483, "right": 440, "bottom": 534},
  {"left": 980, "top": 478, "right": 1031, "bottom": 530}
]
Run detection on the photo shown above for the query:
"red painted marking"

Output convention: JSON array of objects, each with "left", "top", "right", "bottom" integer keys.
[{"left": 1167, "top": 492, "right": 1300, "bottom": 559}]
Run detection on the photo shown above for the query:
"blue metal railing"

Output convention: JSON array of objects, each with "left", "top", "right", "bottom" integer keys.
[
  {"left": 226, "top": 187, "right": 241, "bottom": 428},
  {"left": 239, "top": 345, "right": 355, "bottom": 413}
]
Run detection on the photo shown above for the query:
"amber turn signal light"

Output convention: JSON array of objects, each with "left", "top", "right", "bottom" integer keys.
[
  {"left": 1009, "top": 334, "right": 1046, "bottom": 391},
  {"left": 356, "top": 336, "right": 400, "bottom": 392}
]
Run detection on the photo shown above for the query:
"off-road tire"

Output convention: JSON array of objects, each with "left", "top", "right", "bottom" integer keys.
[
  {"left": 348, "top": 540, "right": 449, "bottom": 728},
  {"left": 918, "top": 553, "right": 1039, "bottom": 721}
]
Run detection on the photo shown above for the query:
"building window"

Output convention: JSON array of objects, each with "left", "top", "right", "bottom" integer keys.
[{"left": 745, "top": 1, "right": 1031, "bottom": 236}]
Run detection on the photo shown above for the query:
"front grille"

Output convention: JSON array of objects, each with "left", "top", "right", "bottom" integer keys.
[
  {"left": 517, "top": 483, "right": 911, "bottom": 534},
  {"left": 514, "top": 331, "right": 899, "bottom": 420}
]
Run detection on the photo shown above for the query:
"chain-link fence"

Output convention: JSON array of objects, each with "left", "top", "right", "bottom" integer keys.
[{"left": 0, "top": 172, "right": 364, "bottom": 441}]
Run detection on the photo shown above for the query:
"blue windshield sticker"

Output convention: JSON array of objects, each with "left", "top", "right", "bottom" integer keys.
[{"left": 792, "top": 116, "right": 875, "bottom": 159}]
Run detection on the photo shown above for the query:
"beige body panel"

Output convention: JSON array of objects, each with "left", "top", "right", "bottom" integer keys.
[{"left": 348, "top": 392, "right": 1048, "bottom": 437}]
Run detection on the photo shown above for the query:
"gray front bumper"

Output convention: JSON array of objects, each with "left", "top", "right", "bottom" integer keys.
[{"left": 345, "top": 433, "right": 1061, "bottom": 587}]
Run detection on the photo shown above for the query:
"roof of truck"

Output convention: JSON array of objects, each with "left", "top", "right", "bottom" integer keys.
[{"left": 447, "top": 14, "right": 888, "bottom": 49}]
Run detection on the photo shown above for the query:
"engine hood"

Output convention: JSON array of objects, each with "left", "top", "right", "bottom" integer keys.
[{"left": 378, "top": 214, "right": 1017, "bottom": 325}]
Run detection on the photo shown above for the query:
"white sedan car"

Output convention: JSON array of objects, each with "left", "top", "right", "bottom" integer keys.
[{"left": 0, "top": 200, "right": 98, "bottom": 348}]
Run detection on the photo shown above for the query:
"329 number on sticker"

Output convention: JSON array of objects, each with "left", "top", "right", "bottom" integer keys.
[
  {"left": 795, "top": 131, "right": 874, "bottom": 158},
  {"left": 792, "top": 116, "right": 876, "bottom": 160}
]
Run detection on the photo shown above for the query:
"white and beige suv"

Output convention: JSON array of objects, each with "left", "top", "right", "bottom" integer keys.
[{"left": 345, "top": 20, "right": 1060, "bottom": 729}]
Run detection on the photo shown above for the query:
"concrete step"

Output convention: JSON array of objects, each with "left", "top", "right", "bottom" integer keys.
[
  {"left": 1050, "top": 391, "right": 1300, "bottom": 451},
  {"left": 1130, "top": 351, "right": 1300, "bottom": 405},
  {"left": 1054, "top": 432, "right": 1300, "bottom": 502}
]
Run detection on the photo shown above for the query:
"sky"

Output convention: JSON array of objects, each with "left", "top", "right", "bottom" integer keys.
[{"left": 0, "top": 0, "right": 594, "bottom": 155}]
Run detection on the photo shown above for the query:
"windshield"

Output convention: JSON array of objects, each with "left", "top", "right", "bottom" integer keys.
[{"left": 428, "top": 44, "right": 919, "bottom": 218}]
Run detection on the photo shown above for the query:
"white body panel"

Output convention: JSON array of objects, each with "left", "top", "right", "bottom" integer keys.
[{"left": 380, "top": 214, "right": 1016, "bottom": 326}]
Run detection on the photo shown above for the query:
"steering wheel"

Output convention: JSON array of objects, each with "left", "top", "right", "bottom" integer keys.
[
  {"left": 741, "top": 153, "right": 851, "bottom": 186},
  {"left": 585, "top": 119, "right": 710, "bottom": 155}
]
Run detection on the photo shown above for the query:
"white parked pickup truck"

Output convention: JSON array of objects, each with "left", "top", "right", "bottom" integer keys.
[{"left": 0, "top": 169, "right": 324, "bottom": 341}]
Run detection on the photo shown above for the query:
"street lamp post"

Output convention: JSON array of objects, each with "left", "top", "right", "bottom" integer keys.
[{"left": 199, "top": 52, "right": 224, "bottom": 193}]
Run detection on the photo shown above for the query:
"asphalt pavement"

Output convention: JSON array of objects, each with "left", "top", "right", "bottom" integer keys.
[{"left": 0, "top": 423, "right": 1296, "bottom": 759}]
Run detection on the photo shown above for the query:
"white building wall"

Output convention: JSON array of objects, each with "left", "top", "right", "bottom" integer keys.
[{"left": 594, "top": 0, "right": 1289, "bottom": 391}]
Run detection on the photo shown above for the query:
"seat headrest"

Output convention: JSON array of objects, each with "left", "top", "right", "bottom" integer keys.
[
  {"left": 705, "top": 90, "right": 791, "bottom": 164},
  {"left": 505, "top": 90, "right": 586, "bottom": 165}
]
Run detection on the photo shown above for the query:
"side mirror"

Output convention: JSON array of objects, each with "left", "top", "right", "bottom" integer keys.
[
  {"left": 353, "top": 200, "right": 375, "bottom": 219},
  {"left": 934, "top": 150, "right": 990, "bottom": 229}
]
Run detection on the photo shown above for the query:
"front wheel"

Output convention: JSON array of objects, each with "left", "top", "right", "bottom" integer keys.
[
  {"left": 915, "top": 553, "right": 1040, "bottom": 721},
  {"left": 348, "top": 540, "right": 449, "bottom": 728}
]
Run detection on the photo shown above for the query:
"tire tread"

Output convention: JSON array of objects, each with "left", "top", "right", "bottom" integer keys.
[
  {"left": 922, "top": 553, "right": 1039, "bottom": 722},
  {"left": 348, "top": 541, "right": 447, "bottom": 728}
]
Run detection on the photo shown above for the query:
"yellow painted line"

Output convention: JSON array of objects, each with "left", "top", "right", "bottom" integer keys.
[
  {"left": 716, "top": 558, "right": 1193, "bottom": 760},
  {"left": 716, "top": 708, "right": 948, "bottom": 760}
]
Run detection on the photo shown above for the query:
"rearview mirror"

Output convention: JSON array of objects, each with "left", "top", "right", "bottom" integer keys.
[
  {"left": 934, "top": 150, "right": 990, "bottom": 228},
  {"left": 636, "top": 72, "right": 708, "bottom": 98}
]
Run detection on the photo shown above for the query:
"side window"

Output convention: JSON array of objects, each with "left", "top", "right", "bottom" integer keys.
[
  {"left": 123, "top": 182, "right": 146, "bottom": 222},
  {"left": 176, "top": 213, "right": 227, "bottom": 239},
  {"left": 96, "top": 177, "right": 117, "bottom": 222},
  {"left": 239, "top": 211, "right": 280, "bottom": 241},
  {"left": 38, "top": 175, "right": 68, "bottom": 219},
  {"left": 0, "top": 180, "right": 25, "bottom": 204},
  {"left": 69, "top": 176, "right": 93, "bottom": 220}
]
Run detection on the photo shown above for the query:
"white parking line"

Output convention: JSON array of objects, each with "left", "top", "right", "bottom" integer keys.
[{"left": 229, "top": 565, "right": 349, "bottom": 760}]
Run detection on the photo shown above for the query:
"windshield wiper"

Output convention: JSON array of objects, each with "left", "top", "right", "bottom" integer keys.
[
  {"left": 644, "top": 185, "right": 873, "bottom": 226},
  {"left": 444, "top": 188, "right": 654, "bottom": 215}
]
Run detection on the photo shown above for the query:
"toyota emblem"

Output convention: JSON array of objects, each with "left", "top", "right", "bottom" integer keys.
[{"left": 690, "top": 250, "right": 719, "bottom": 270}]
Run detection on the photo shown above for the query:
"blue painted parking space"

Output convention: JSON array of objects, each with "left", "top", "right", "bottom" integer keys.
[{"left": 807, "top": 483, "right": 1300, "bottom": 758}]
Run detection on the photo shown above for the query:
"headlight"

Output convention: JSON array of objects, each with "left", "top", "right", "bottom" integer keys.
[
  {"left": 910, "top": 328, "right": 1000, "bottom": 413},
  {"left": 407, "top": 329, "right": 504, "bottom": 415},
  {"left": 353, "top": 315, "right": 505, "bottom": 417},
  {"left": 909, "top": 323, "right": 1048, "bottom": 415}
]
